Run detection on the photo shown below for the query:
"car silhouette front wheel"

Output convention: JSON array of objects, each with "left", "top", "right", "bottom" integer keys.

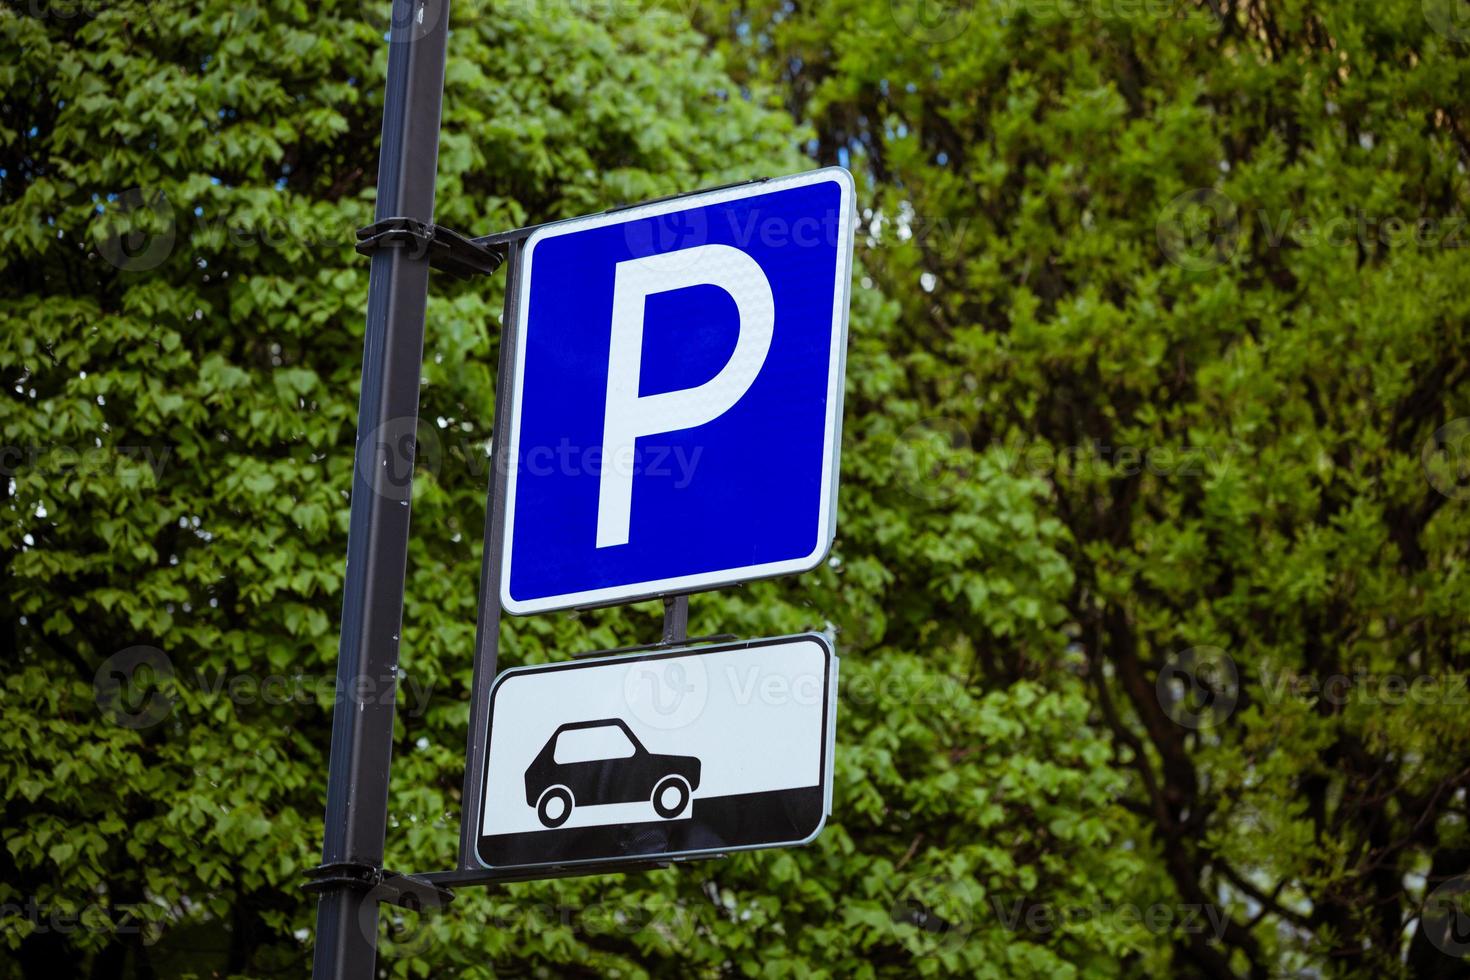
[
  {"left": 537, "top": 786, "right": 574, "bottom": 828},
  {"left": 651, "top": 775, "right": 691, "bottom": 818}
]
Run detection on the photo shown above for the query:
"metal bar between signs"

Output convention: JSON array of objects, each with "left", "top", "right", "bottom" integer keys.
[
  {"left": 457, "top": 238, "right": 524, "bottom": 869},
  {"left": 662, "top": 595, "right": 689, "bottom": 645},
  {"left": 311, "top": 1, "right": 453, "bottom": 975}
]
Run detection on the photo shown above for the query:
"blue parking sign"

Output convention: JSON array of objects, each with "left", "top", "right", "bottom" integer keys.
[{"left": 500, "top": 168, "right": 855, "bottom": 614}]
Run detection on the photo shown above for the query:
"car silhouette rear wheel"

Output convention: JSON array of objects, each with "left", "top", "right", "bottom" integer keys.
[
  {"left": 537, "top": 786, "right": 574, "bottom": 828},
  {"left": 652, "top": 775, "right": 691, "bottom": 818}
]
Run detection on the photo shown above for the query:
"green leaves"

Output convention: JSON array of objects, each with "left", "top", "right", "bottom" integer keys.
[
  {"left": 704, "top": 0, "right": 1470, "bottom": 975},
  {"left": 2, "top": 0, "right": 841, "bottom": 975},
  {"left": 7, "top": 0, "right": 1468, "bottom": 976}
]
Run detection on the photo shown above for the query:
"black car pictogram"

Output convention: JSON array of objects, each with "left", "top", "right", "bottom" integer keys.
[{"left": 524, "top": 718, "right": 702, "bottom": 828}]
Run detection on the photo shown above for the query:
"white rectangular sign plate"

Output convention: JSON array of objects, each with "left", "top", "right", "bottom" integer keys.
[{"left": 474, "top": 634, "right": 837, "bottom": 871}]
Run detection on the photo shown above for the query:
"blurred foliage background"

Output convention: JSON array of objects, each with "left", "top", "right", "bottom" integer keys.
[{"left": 2, "top": 0, "right": 1468, "bottom": 976}]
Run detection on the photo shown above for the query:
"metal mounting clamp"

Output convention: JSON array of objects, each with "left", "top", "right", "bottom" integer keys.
[
  {"left": 355, "top": 217, "right": 506, "bottom": 279},
  {"left": 304, "top": 862, "right": 455, "bottom": 910}
]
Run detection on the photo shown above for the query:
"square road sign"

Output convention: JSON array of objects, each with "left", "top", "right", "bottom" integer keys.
[{"left": 500, "top": 168, "right": 856, "bottom": 614}]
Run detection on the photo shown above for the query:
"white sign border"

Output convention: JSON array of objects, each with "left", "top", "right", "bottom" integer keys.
[
  {"left": 471, "top": 632, "right": 839, "bottom": 871},
  {"left": 499, "top": 167, "right": 857, "bottom": 615}
]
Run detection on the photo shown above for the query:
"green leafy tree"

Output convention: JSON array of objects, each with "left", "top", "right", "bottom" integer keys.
[
  {"left": 703, "top": 0, "right": 1470, "bottom": 975},
  {"left": 2, "top": 0, "right": 1155, "bottom": 977},
  {"left": 7, "top": 0, "right": 1467, "bottom": 977}
]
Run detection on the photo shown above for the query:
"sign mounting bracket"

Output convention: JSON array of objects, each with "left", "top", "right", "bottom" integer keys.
[
  {"left": 661, "top": 595, "right": 689, "bottom": 645},
  {"left": 355, "top": 217, "right": 506, "bottom": 279}
]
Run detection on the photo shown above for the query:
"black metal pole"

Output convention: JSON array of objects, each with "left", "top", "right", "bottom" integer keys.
[{"left": 312, "top": 0, "right": 452, "bottom": 975}]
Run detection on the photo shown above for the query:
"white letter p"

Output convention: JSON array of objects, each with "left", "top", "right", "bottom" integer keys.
[{"left": 596, "top": 243, "right": 774, "bottom": 548}]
